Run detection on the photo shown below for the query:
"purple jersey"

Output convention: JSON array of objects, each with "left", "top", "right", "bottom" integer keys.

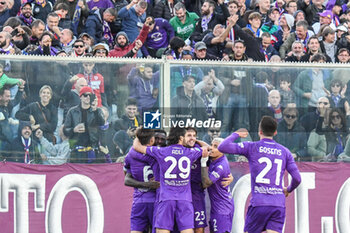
[
  {"left": 124, "top": 148, "right": 157, "bottom": 203},
  {"left": 218, "top": 133, "right": 301, "bottom": 208},
  {"left": 146, "top": 144, "right": 202, "bottom": 201},
  {"left": 191, "top": 144, "right": 205, "bottom": 200},
  {"left": 208, "top": 155, "right": 234, "bottom": 214}
]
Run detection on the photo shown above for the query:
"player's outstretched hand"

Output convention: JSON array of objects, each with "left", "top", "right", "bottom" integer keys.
[
  {"left": 148, "top": 178, "right": 160, "bottom": 189},
  {"left": 221, "top": 173, "right": 234, "bottom": 187},
  {"left": 283, "top": 187, "right": 290, "bottom": 197},
  {"left": 235, "top": 128, "right": 248, "bottom": 138}
]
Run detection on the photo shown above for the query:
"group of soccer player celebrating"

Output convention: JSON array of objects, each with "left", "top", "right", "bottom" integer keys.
[{"left": 123, "top": 116, "right": 302, "bottom": 233}]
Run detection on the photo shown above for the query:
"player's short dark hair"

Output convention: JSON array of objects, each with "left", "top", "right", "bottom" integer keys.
[
  {"left": 167, "top": 127, "right": 186, "bottom": 145},
  {"left": 186, "top": 127, "right": 197, "bottom": 135},
  {"left": 125, "top": 98, "right": 137, "bottom": 107},
  {"left": 259, "top": 116, "right": 277, "bottom": 136},
  {"left": 155, "top": 129, "right": 167, "bottom": 135},
  {"left": 136, "top": 127, "right": 155, "bottom": 145}
]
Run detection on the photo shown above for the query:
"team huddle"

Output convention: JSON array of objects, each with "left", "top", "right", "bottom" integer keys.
[{"left": 123, "top": 116, "right": 302, "bottom": 233}]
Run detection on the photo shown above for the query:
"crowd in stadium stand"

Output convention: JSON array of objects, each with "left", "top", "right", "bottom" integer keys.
[{"left": 1, "top": 0, "right": 350, "bottom": 164}]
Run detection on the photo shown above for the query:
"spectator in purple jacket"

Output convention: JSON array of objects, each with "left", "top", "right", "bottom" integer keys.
[
  {"left": 88, "top": 0, "right": 114, "bottom": 10},
  {"left": 141, "top": 17, "right": 175, "bottom": 58},
  {"left": 127, "top": 64, "right": 160, "bottom": 114}
]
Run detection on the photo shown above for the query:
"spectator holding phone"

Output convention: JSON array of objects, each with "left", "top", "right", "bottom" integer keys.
[{"left": 63, "top": 86, "right": 105, "bottom": 163}]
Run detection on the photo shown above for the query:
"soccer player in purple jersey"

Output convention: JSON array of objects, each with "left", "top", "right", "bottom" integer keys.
[
  {"left": 124, "top": 128, "right": 160, "bottom": 233},
  {"left": 183, "top": 127, "right": 233, "bottom": 233},
  {"left": 133, "top": 127, "right": 209, "bottom": 233},
  {"left": 201, "top": 137, "right": 234, "bottom": 233},
  {"left": 218, "top": 116, "right": 302, "bottom": 233}
]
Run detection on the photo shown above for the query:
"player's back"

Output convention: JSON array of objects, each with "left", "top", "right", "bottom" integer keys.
[
  {"left": 124, "top": 148, "right": 157, "bottom": 203},
  {"left": 245, "top": 138, "right": 294, "bottom": 207},
  {"left": 146, "top": 144, "right": 202, "bottom": 202}
]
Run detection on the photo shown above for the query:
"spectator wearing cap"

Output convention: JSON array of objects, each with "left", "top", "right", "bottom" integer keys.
[
  {"left": 302, "top": 0, "right": 325, "bottom": 26},
  {"left": 313, "top": 10, "right": 336, "bottom": 34},
  {"left": 141, "top": 17, "right": 175, "bottom": 58},
  {"left": 193, "top": 41, "right": 219, "bottom": 60},
  {"left": 17, "top": 2, "right": 36, "bottom": 28},
  {"left": 326, "top": 0, "right": 342, "bottom": 27},
  {"left": 108, "top": 17, "right": 152, "bottom": 57},
  {"left": 85, "top": 8, "right": 117, "bottom": 46},
  {"left": 202, "top": 16, "right": 237, "bottom": 59},
  {"left": 63, "top": 86, "right": 105, "bottom": 163},
  {"left": 0, "top": 0, "right": 21, "bottom": 27},
  {"left": 118, "top": 0, "right": 147, "bottom": 43},
  {"left": 279, "top": 20, "right": 315, "bottom": 59},
  {"left": 320, "top": 26, "right": 337, "bottom": 62},
  {"left": 79, "top": 32, "right": 94, "bottom": 52},
  {"left": 335, "top": 24, "right": 347, "bottom": 41},
  {"left": 92, "top": 43, "right": 109, "bottom": 57},
  {"left": 169, "top": 2, "right": 199, "bottom": 42},
  {"left": 261, "top": 7, "right": 280, "bottom": 34},
  {"left": 271, "top": 13, "right": 294, "bottom": 51},
  {"left": 193, "top": 0, "right": 230, "bottom": 36},
  {"left": 60, "top": 28, "right": 76, "bottom": 54}
]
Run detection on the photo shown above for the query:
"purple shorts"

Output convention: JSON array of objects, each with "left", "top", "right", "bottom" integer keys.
[
  {"left": 155, "top": 200, "right": 194, "bottom": 231},
  {"left": 244, "top": 206, "right": 286, "bottom": 233},
  {"left": 193, "top": 197, "right": 207, "bottom": 229},
  {"left": 209, "top": 211, "right": 234, "bottom": 233},
  {"left": 130, "top": 202, "right": 154, "bottom": 231}
]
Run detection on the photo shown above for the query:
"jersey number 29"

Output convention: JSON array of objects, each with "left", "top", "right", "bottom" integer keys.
[{"left": 164, "top": 156, "right": 191, "bottom": 179}]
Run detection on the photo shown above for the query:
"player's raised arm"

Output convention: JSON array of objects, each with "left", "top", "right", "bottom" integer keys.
[
  {"left": 124, "top": 172, "right": 160, "bottom": 190},
  {"left": 133, "top": 137, "right": 147, "bottom": 154},
  {"left": 200, "top": 155, "right": 212, "bottom": 189},
  {"left": 218, "top": 128, "right": 249, "bottom": 154}
]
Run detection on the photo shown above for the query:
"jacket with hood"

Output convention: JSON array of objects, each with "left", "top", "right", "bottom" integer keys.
[
  {"left": 271, "top": 13, "right": 295, "bottom": 51},
  {"left": 108, "top": 23, "right": 150, "bottom": 57},
  {"left": 85, "top": 9, "right": 111, "bottom": 44}
]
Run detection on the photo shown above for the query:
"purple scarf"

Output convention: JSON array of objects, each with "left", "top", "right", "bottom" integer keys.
[
  {"left": 19, "top": 14, "right": 33, "bottom": 27},
  {"left": 37, "top": 45, "right": 58, "bottom": 56},
  {"left": 103, "top": 20, "right": 113, "bottom": 48}
]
